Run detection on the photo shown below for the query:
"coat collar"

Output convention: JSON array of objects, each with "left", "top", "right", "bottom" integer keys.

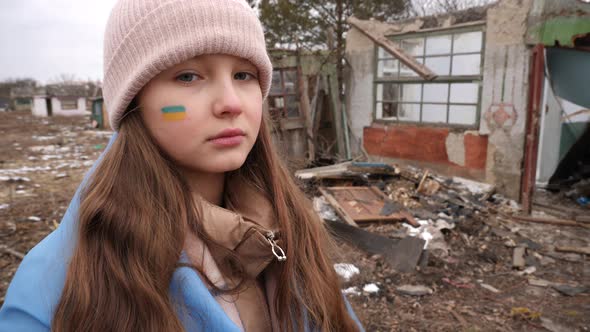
[{"left": 184, "top": 175, "right": 284, "bottom": 281}]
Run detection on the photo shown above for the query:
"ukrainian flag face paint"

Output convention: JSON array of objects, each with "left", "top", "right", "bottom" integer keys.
[{"left": 161, "top": 105, "right": 187, "bottom": 121}]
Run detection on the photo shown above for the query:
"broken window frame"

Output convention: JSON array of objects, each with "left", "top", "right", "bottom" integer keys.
[
  {"left": 268, "top": 67, "right": 301, "bottom": 121},
  {"left": 373, "top": 25, "right": 485, "bottom": 128}
]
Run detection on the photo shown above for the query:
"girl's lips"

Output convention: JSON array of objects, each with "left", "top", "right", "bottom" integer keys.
[
  {"left": 207, "top": 128, "right": 246, "bottom": 147},
  {"left": 208, "top": 135, "right": 245, "bottom": 147}
]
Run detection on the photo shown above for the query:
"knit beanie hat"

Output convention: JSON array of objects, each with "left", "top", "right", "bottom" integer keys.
[{"left": 102, "top": 0, "right": 273, "bottom": 131}]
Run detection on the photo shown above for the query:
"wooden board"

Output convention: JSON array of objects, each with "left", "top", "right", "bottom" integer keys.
[{"left": 322, "top": 186, "right": 418, "bottom": 226}]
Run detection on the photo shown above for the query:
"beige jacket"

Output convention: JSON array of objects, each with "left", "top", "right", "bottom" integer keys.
[{"left": 184, "top": 177, "right": 284, "bottom": 332}]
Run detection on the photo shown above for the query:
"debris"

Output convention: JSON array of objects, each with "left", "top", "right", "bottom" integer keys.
[
  {"left": 334, "top": 263, "right": 360, "bottom": 282},
  {"left": 0, "top": 204, "right": 9, "bottom": 210},
  {"left": 320, "top": 186, "right": 418, "bottom": 226},
  {"left": 540, "top": 317, "right": 575, "bottom": 332},
  {"left": 342, "top": 287, "right": 361, "bottom": 296},
  {"left": 452, "top": 177, "right": 495, "bottom": 196},
  {"left": 318, "top": 187, "right": 358, "bottom": 227},
  {"left": 516, "top": 266, "right": 536, "bottom": 276},
  {"left": 396, "top": 285, "right": 433, "bottom": 296},
  {"left": 26, "top": 216, "right": 42, "bottom": 222},
  {"left": 528, "top": 278, "right": 553, "bottom": 287},
  {"left": 512, "top": 247, "right": 526, "bottom": 268},
  {"left": 402, "top": 219, "right": 453, "bottom": 256},
  {"left": 505, "top": 213, "right": 590, "bottom": 229},
  {"left": 510, "top": 307, "right": 541, "bottom": 320},
  {"left": 313, "top": 196, "right": 338, "bottom": 222},
  {"left": 442, "top": 277, "right": 474, "bottom": 289},
  {"left": 0, "top": 245, "right": 25, "bottom": 260},
  {"left": 555, "top": 246, "right": 590, "bottom": 255},
  {"left": 362, "top": 283, "right": 380, "bottom": 294},
  {"left": 55, "top": 173, "right": 68, "bottom": 179},
  {"left": 551, "top": 284, "right": 589, "bottom": 297},
  {"left": 325, "top": 219, "right": 425, "bottom": 273},
  {"left": 479, "top": 283, "right": 500, "bottom": 293},
  {"left": 295, "top": 162, "right": 353, "bottom": 180}
]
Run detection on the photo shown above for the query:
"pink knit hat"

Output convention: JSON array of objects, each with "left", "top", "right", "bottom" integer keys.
[{"left": 102, "top": 0, "right": 273, "bottom": 131}]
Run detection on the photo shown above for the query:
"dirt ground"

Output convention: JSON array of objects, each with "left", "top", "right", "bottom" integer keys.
[{"left": 1, "top": 110, "right": 589, "bottom": 331}]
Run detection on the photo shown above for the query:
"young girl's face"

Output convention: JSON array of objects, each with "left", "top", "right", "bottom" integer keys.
[{"left": 137, "top": 54, "right": 263, "bottom": 175}]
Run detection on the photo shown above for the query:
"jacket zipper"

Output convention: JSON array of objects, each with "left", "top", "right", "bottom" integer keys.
[{"left": 265, "top": 231, "right": 286, "bottom": 262}]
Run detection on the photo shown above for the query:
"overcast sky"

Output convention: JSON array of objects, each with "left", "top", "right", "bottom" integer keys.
[{"left": 0, "top": 0, "right": 118, "bottom": 84}]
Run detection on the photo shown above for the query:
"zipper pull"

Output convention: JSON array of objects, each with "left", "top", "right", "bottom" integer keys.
[{"left": 265, "top": 231, "right": 286, "bottom": 262}]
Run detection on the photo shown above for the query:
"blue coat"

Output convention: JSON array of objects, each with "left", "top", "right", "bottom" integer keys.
[{"left": 0, "top": 134, "right": 363, "bottom": 332}]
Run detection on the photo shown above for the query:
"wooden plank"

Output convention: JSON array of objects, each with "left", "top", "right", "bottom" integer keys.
[
  {"left": 319, "top": 187, "right": 358, "bottom": 227},
  {"left": 348, "top": 16, "right": 437, "bottom": 81},
  {"left": 326, "top": 186, "right": 419, "bottom": 226},
  {"left": 555, "top": 246, "right": 590, "bottom": 255}
]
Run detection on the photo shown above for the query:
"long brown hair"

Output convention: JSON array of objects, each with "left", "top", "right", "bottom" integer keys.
[{"left": 52, "top": 106, "right": 359, "bottom": 331}]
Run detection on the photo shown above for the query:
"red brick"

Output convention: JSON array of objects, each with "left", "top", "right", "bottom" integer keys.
[{"left": 464, "top": 133, "right": 488, "bottom": 170}]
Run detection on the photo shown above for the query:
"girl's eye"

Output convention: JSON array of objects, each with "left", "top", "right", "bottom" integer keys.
[
  {"left": 176, "top": 73, "right": 200, "bottom": 83},
  {"left": 234, "top": 72, "right": 257, "bottom": 81}
]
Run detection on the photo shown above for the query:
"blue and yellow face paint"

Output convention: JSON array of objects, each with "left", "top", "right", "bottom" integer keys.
[{"left": 161, "top": 105, "right": 187, "bottom": 121}]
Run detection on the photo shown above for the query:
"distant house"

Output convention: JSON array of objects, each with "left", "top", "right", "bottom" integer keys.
[
  {"left": 10, "top": 86, "right": 36, "bottom": 112},
  {"left": 33, "top": 83, "right": 97, "bottom": 117}
]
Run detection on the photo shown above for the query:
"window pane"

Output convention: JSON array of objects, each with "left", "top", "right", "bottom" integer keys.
[
  {"left": 449, "top": 105, "right": 477, "bottom": 125},
  {"left": 452, "top": 54, "right": 481, "bottom": 75},
  {"left": 401, "top": 38, "right": 425, "bottom": 56},
  {"left": 400, "top": 57, "right": 423, "bottom": 77},
  {"left": 285, "top": 95, "right": 299, "bottom": 118},
  {"left": 425, "top": 56, "right": 450, "bottom": 75},
  {"left": 450, "top": 83, "right": 479, "bottom": 103},
  {"left": 425, "top": 35, "right": 452, "bottom": 55},
  {"left": 401, "top": 84, "right": 422, "bottom": 102},
  {"left": 422, "top": 104, "right": 447, "bottom": 123},
  {"left": 270, "top": 96, "right": 284, "bottom": 108},
  {"left": 453, "top": 31, "right": 483, "bottom": 53},
  {"left": 376, "top": 83, "right": 400, "bottom": 102},
  {"left": 377, "top": 59, "right": 399, "bottom": 77},
  {"left": 423, "top": 83, "right": 449, "bottom": 103},
  {"left": 376, "top": 102, "right": 398, "bottom": 119},
  {"left": 398, "top": 103, "right": 420, "bottom": 122},
  {"left": 271, "top": 71, "right": 282, "bottom": 95},
  {"left": 283, "top": 71, "right": 297, "bottom": 94}
]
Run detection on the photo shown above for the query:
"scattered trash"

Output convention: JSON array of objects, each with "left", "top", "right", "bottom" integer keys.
[
  {"left": 342, "top": 286, "right": 361, "bottom": 296},
  {"left": 334, "top": 263, "right": 360, "bottom": 282},
  {"left": 362, "top": 283, "right": 380, "bottom": 294},
  {"left": 55, "top": 173, "right": 69, "bottom": 179},
  {"left": 0, "top": 204, "right": 9, "bottom": 210},
  {"left": 510, "top": 307, "right": 541, "bottom": 321},
  {"left": 516, "top": 266, "right": 536, "bottom": 276},
  {"left": 551, "top": 284, "right": 589, "bottom": 297},
  {"left": 396, "top": 285, "right": 433, "bottom": 296},
  {"left": 512, "top": 247, "right": 526, "bottom": 268},
  {"left": 479, "top": 283, "right": 500, "bottom": 293},
  {"left": 540, "top": 317, "right": 575, "bottom": 332},
  {"left": 26, "top": 216, "right": 42, "bottom": 222}
]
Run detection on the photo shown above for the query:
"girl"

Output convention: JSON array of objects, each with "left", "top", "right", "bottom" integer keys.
[{"left": 0, "top": 0, "right": 363, "bottom": 331}]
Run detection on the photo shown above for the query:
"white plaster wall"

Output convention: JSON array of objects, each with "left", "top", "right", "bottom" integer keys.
[
  {"left": 53, "top": 97, "right": 90, "bottom": 116},
  {"left": 479, "top": 0, "right": 533, "bottom": 198},
  {"left": 32, "top": 97, "right": 48, "bottom": 117},
  {"left": 345, "top": 28, "right": 375, "bottom": 156}
]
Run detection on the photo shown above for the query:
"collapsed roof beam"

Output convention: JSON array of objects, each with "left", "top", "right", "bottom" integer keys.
[{"left": 348, "top": 17, "right": 437, "bottom": 81}]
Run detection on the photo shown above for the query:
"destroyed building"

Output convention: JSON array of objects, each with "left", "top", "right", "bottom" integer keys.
[
  {"left": 344, "top": 0, "right": 590, "bottom": 210},
  {"left": 32, "top": 83, "right": 100, "bottom": 117}
]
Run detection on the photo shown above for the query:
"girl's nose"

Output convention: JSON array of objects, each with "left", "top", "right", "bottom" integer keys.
[{"left": 212, "top": 79, "right": 243, "bottom": 117}]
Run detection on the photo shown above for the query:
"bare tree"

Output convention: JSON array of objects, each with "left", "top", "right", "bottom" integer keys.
[{"left": 411, "top": 0, "right": 496, "bottom": 16}]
